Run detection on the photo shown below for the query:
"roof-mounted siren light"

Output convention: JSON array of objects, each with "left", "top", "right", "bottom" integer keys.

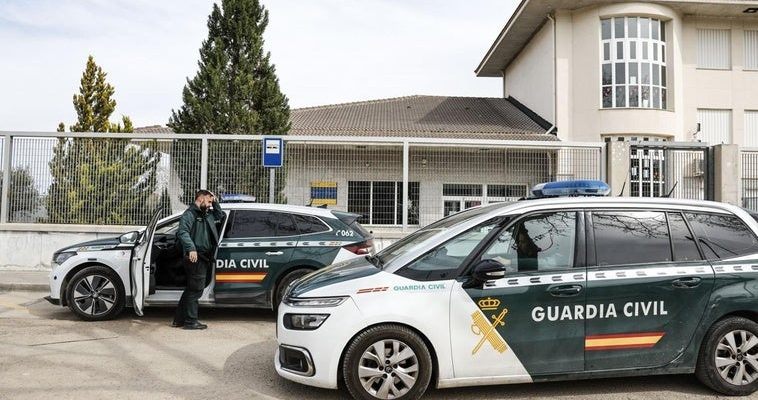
[
  {"left": 219, "top": 193, "right": 257, "bottom": 203},
  {"left": 530, "top": 180, "right": 611, "bottom": 198}
]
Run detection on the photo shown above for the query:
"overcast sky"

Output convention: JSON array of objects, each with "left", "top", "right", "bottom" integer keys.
[{"left": 0, "top": 0, "right": 518, "bottom": 131}]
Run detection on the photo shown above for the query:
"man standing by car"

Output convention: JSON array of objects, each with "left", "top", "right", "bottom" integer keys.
[{"left": 172, "top": 190, "right": 224, "bottom": 330}]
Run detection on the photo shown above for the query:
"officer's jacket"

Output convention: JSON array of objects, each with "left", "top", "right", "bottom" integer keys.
[{"left": 177, "top": 201, "right": 224, "bottom": 255}]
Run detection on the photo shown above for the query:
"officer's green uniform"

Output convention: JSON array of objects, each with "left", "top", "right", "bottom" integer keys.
[{"left": 173, "top": 200, "right": 224, "bottom": 326}]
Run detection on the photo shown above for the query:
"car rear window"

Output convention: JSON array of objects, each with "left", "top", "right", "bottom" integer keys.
[
  {"left": 684, "top": 212, "right": 758, "bottom": 260},
  {"left": 293, "top": 214, "right": 330, "bottom": 234}
]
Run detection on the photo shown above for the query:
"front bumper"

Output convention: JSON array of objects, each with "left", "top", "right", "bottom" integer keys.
[{"left": 274, "top": 297, "right": 362, "bottom": 389}]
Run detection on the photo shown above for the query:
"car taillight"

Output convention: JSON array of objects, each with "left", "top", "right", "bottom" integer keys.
[{"left": 344, "top": 241, "right": 372, "bottom": 255}]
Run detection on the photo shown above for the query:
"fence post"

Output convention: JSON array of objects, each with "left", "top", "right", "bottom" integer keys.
[
  {"left": 0, "top": 134, "right": 12, "bottom": 223},
  {"left": 200, "top": 136, "right": 209, "bottom": 189},
  {"left": 713, "top": 144, "right": 739, "bottom": 205},
  {"left": 402, "top": 141, "right": 409, "bottom": 232},
  {"left": 606, "top": 140, "right": 630, "bottom": 196}
]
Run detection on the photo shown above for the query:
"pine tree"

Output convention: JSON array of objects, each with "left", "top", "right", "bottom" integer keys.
[
  {"left": 169, "top": 0, "right": 290, "bottom": 202},
  {"left": 48, "top": 56, "right": 161, "bottom": 225}
]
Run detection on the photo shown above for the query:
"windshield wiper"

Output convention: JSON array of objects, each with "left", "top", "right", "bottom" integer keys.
[{"left": 366, "top": 254, "right": 384, "bottom": 269}]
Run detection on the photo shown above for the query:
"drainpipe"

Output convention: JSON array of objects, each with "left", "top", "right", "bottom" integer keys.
[{"left": 546, "top": 13, "right": 557, "bottom": 134}]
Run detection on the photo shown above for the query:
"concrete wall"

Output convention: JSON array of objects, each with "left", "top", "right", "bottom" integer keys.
[{"left": 504, "top": 22, "right": 555, "bottom": 123}]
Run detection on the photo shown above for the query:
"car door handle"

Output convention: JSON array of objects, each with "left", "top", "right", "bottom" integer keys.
[
  {"left": 265, "top": 251, "right": 284, "bottom": 256},
  {"left": 672, "top": 277, "right": 702, "bottom": 288},
  {"left": 548, "top": 284, "right": 583, "bottom": 297}
]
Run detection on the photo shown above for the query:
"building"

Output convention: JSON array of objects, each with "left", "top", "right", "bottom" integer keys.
[{"left": 476, "top": 0, "right": 758, "bottom": 146}]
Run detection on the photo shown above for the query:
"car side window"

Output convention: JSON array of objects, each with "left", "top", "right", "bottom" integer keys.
[
  {"left": 294, "top": 214, "right": 330, "bottom": 234},
  {"left": 224, "top": 210, "right": 297, "bottom": 238},
  {"left": 667, "top": 212, "right": 702, "bottom": 262},
  {"left": 398, "top": 220, "right": 500, "bottom": 281},
  {"left": 155, "top": 219, "right": 180, "bottom": 235},
  {"left": 685, "top": 212, "right": 758, "bottom": 260},
  {"left": 593, "top": 211, "right": 671, "bottom": 266},
  {"left": 480, "top": 212, "right": 576, "bottom": 272}
]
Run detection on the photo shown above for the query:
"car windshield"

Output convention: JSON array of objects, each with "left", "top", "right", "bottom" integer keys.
[{"left": 375, "top": 204, "right": 503, "bottom": 266}]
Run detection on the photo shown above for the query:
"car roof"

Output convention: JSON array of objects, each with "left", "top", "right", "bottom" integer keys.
[{"left": 218, "top": 202, "right": 339, "bottom": 219}]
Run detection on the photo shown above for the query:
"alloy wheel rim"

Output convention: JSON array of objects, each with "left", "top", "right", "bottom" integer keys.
[
  {"left": 358, "top": 339, "right": 419, "bottom": 399},
  {"left": 715, "top": 329, "right": 758, "bottom": 385},
  {"left": 73, "top": 275, "right": 116, "bottom": 316}
]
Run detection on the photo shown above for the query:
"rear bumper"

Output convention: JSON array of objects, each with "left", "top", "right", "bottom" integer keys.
[{"left": 44, "top": 296, "right": 60, "bottom": 305}]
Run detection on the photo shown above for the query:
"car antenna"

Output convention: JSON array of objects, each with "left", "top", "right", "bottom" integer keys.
[
  {"left": 661, "top": 181, "right": 679, "bottom": 198},
  {"left": 617, "top": 180, "right": 626, "bottom": 197}
]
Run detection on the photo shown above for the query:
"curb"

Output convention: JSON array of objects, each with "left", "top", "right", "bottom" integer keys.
[{"left": 0, "top": 283, "right": 48, "bottom": 292}]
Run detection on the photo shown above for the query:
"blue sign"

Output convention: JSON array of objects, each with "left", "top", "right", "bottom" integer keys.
[{"left": 262, "top": 137, "right": 284, "bottom": 168}]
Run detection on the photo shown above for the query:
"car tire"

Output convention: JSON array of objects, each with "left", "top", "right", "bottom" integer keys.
[
  {"left": 696, "top": 316, "right": 758, "bottom": 395},
  {"left": 273, "top": 268, "right": 312, "bottom": 310},
  {"left": 66, "top": 265, "right": 125, "bottom": 321},
  {"left": 342, "top": 324, "right": 433, "bottom": 400}
]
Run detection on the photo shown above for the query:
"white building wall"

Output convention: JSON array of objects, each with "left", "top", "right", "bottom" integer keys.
[{"left": 504, "top": 22, "right": 555, "bottom": 123}]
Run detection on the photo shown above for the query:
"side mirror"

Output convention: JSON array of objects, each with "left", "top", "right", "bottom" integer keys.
[
  {"left": 471, "top": 259, "right": 507, "bottom": 282},
  {"left": 119, "top": 231, "right": 140, "bottom": 244}
]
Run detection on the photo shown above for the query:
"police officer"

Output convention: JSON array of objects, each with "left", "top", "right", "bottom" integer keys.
[{"left": 172, "top": 189, "right": 224, "bottom": 330}]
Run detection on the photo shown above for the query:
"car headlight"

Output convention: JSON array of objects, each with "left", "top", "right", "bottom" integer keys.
[
  {"left": 283, "top": 313, "right": 330, "bottom": 330},
  {"left": 53, "top": 251, "right": 77, "bottom": 265},
  {"left": 283, "top": 296, "right": 348, "bottom": 308}
]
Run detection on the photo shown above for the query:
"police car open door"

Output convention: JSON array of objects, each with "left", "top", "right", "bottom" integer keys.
[{"left": 130, "top": 207, "right": 162, "bottom": 316}]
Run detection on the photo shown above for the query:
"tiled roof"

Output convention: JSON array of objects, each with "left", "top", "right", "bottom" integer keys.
[
  {"left": 134, "top": 125, "right": 173, "bottom": 133},
  {"left": 290, "top": 95, "right": 556, "bottom": 141},
  {"left": 134, "top": 95, "right": 556, "bottom": 141}
]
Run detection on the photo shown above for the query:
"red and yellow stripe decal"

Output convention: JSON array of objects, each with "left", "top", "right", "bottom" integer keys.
[
  {"left": 585, "top": 332, "right": 665, "bottom": 351},
  {"left": 215, "top": 272, "right": 267, "bottom": 283}
]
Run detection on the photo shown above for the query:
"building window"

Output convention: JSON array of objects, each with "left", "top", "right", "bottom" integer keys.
[
  {"left": 601, "top": 17, "right": 667, "bottom": 109},
  {"left": 442, "top": 183, "right": 527, "bottom": 217},
  {"left": 746, "top": 30, "right": 758, "bottom": 71},
  {"left": 746, "top": 111, "right": 758, "bottom": 147},
  {"left": 697, "top": 29, "right": 731, "bottom": 70},
  {"left": 347, "top": 181, "right": 419, "bottom": 225},
  {"left": 697, "top": 109, "right": 732, "bottom": 144}
]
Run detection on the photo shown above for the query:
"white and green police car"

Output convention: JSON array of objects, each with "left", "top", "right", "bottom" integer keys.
[
  {"left": 45, "top": 199, "right": 373, "bottom": 321},
  {"left": 276, "top": 180, "right": 758, "bottom": 399}
]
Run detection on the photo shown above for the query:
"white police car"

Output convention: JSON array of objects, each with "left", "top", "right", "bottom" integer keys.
[
  {"left": 45, "top": 199, "right": 372, "bottom": 321},
  {"left": 276, "top": 181, "right": 758, "bottom": 399}
]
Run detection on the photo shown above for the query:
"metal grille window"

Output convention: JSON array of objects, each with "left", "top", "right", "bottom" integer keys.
[
  {"left": 347, "top": 181, "right": 419, "bottom": 226},
  {"left": 746, "top": 30, "right": 758, "bottom": 71},
  {"left": 601, "top": 17, "right": 667, "bottom": 109},
  {"left": 697, "top": 28, "right": 731, "bottom": 70},
  {"left": 746, "top": 111, "right": 758, "bottom": 147},
  {"left": 442, "top": 183, "right": 526, "bottom": 217},
  {"left": 697, "top": 109, "right": 732, "bottom": 144}
]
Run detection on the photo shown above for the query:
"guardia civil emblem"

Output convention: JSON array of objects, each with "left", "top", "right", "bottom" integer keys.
[{"left": 471, "top": 297, "right": 508, "bottom": 355}]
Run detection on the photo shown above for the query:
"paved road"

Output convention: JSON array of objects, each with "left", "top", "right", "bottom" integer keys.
[{"left": 0, "top": 289, "right": 749, "bottom": 400}]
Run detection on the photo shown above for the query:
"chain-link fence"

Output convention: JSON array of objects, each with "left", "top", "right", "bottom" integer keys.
[{"left": 0, "top": 132, "right": 606, "bottom": 228}]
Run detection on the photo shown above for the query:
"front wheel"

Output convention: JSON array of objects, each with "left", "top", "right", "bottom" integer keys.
[
  {"left": 696, "top": 316, "right": 758, "bottom": 395},
  {"left": 66, "top": 266, "right": 125, "bottom": 321},
  {"left": 342, "top": 324, "right": 433, "bottom": 400}
]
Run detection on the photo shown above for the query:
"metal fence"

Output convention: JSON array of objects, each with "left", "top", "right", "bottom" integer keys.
[
  {"left": 629, "top": 141, "right": 711, "bottom": 200},
  {"left": 0, "top": 132, "right": 606, "bottom": 229},
  {"left": 743, "top": 150, "right": 758, "bottom": 211}
]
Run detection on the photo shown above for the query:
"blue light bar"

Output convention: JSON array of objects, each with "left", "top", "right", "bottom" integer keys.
[
  {"left": 530, "top": 180, "right": 611, "bottom": 198},
  {"left": 220, "top": 194, "right": 257, "bottom": 203}
]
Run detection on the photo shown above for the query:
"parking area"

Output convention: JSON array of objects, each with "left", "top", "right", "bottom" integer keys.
[{"left": 0, "top": 289, "right": 751, "bottom": 400}]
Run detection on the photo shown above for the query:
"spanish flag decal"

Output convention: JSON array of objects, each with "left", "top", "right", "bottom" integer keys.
[
  {"left": 585, "top": 332, "right": 665, "bottom": 351},
  {"left": 215, "top": 272, "right": 267, "bottom": 283}
]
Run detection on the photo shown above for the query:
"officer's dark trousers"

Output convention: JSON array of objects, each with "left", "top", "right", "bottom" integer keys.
[{"left": 174, "top": 255, "right": 209, "bottom": 324}]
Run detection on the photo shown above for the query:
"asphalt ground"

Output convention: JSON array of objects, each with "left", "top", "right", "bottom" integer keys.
[{"left": 0, "top": 289, "right": 750, "bottom": 400}]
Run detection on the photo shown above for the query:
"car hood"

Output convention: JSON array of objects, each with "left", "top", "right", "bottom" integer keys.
[
  {"left": 56, "top": 236, "right": 127, "bottom": 253},
  {"left": 289, "top": 256, "right": 380, "bottom": 297}
]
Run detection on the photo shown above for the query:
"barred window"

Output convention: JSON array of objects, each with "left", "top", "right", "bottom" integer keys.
[
  {"left": 347, "top": 181, "right": 419, "bottom": 225},
  {"left": 601, "top": 17, "right": 667, "bottom": 109}
]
